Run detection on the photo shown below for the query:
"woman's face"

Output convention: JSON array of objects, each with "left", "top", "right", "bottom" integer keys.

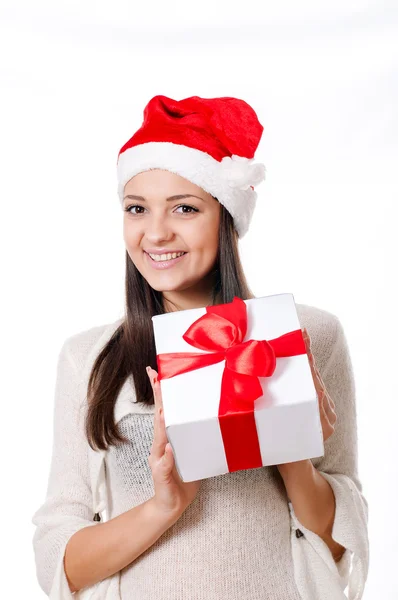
[{"left": 123, "top": 169, "right": 221, "bottom": 310}]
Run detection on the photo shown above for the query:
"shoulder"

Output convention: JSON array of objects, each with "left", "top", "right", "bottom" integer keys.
[
  {"left": 295, "top": 302, "right": 344, "bottom": 373},
  {"left": 62, "top": 316, "right": 124, "bottom": 375}
]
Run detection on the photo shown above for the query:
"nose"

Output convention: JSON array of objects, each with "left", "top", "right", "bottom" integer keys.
[{"left": 144, "top": 213, "right": 174, "bottom": 244}]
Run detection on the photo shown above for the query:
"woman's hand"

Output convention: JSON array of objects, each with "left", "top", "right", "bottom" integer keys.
[
  {"left": 146, "top": 366, "right": 201, "bottom": 519},
  {"left": 277, "top": 328, "right": 337, "bottom": 475},
  {"left": 302, "top": 327, "right": 337, "bottom": 443}
]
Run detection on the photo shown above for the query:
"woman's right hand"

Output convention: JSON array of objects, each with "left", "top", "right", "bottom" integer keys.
[{"left": 146, "top": 366, "right": 201, "bottom": 519}]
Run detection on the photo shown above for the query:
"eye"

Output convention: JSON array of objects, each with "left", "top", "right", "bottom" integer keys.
[
  {"left": 124, "top": 205, "right": 145, "bottom": 215},
  {"left": 174, "top": 204, "right": 199, "bottom": 214},
  {"left": 124, "top": 203, "right": 199, "bottom": 215}
]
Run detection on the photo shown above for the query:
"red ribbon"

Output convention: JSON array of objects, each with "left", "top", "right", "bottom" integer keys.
[{"left": 156, "top": 296, "right": 306, "bottom": 473}]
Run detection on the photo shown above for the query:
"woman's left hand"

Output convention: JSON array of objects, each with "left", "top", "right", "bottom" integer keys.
[
  {"left": 276, "top": 330, "right": 345, "bottom": 561},
  {"left": 276, "top": 328, "right": 337, "bottom": 474},
  {"left": 302, "top": 327, "right": 337, "bottom": 443}
]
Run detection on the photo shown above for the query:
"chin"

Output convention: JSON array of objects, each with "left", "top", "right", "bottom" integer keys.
[
  {"left": 147, "top": 275, "right": 199, "bottom": 294},
  {"left": 141, "top": 273, "right": 180, "bottom": 290},
  {"left": 150, "top": 281, "right": 188, "bottom": 293}
]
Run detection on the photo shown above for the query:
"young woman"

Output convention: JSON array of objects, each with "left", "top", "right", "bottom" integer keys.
[{"left": 32, "top": 95, "right": 369, "bottom": 600}]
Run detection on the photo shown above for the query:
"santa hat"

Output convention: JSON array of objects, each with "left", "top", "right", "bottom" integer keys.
[{"left": 116, "top": 95, "right": 266, "bottom": 238}]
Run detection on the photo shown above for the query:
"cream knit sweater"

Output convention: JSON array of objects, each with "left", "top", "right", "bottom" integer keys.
[{"left": 31, "top": 302, "right": 369, "bottom": 600}]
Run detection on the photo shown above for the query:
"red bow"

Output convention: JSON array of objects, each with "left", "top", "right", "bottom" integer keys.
[{"left": 157, "top": 296, "right": 306, "bottom": 472}]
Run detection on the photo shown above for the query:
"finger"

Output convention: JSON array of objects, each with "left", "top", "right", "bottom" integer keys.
[
  {"left": 151, "top": 400, "right": 169, "bottom": 461},
  {"left": 309, "top": 353, "right": 336, "bottom": 429},
  {"left": 147, "top": 367, "right": 163, "bottom": 410},
  {"left": 308, "top": 354, "right": 330, "bottom": 417},
  {"left": 312, "top": 363, "right": 333, "bottom": 423},
  {"left": 322, "top": 389, "right": 337, "bottom": 425},
  {"left": 146, "top": 366, "right": 157, "bottom": 395},
  {"left": 302, "top": 334, "right": 336, "bottom": 438},
  {"left": 310, "top": 359, "right": 336, "bottom": 417},
  {"left": 162, "top": 443, "right": 175, "bottom": 470},
  {"left": 309, "top": 357, "right": 333, "bottom": 426},
  {"left": 306, "top": 348, "right": 324, "bottom": 399},
  {"left": 147, "top": 367, "right": 168, "bottom": 461},
  {"left": 302, "top": 328, "right": 312, "bottom": 349},
  {"left": 302, "top": 330, "right": 309, "bottom": 351},
  {"left": 308, "top": 353, "right": 323, "bottom": 396},
  {"left": 319, "top": 375, "right": 336, "bottom": 411},
  {"left": 148, "top": 379, "right": 160, "bottom": 457},
  {"left": 318, "top": 389, "right": 333, "bottom": 440},
  {"left": 318, "top": 388, "right": 335, "bottom": 434},
  {"left": 318, "top": 395, "right": 330, "bottom": 441}
]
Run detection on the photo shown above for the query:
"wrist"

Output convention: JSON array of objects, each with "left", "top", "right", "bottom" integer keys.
[
  {"left": 146, "top": 496, "right": 183, "bottom": 527},
  {"left": 277, "top": 459, "right": 315, "bottom": 481}
]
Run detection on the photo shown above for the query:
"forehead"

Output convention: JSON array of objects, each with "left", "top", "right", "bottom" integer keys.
[
  {"left": 123, "top": 169, "right": 213, "bottom": 201},
  {"left": 125, "top": 169, "right": 192, "bottom": 188}
]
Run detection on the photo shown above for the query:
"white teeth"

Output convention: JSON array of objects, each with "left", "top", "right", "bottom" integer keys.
[{"left": 147, "top": 251, "right": 186, "bottom": 262}]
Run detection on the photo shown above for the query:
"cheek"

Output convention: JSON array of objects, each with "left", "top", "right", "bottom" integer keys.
[
  {"left": 189, "top": 236, "right": 218, "bottom": 262},
  {"left": 188, "top": 214, "right": 219, "bottom": 251},
  {"left": 123, "top": 222, "right": 140, "bottom": 249}
]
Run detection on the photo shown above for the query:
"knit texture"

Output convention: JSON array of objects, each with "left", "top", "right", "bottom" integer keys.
[
  {"left": 108, "top": 414, "right": 302, "bottom": 599},
  {"left": 31, "top": 303, "right": 369, "bottom": 599}
]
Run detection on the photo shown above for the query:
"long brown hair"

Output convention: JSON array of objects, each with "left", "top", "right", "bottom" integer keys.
[{"left": 85, "top": 203, "right": 255, "bottom": 451}]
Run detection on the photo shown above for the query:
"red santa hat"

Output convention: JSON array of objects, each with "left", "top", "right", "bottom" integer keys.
[{"left": 116, "top": 95, "right": 266, "bottom": 238}]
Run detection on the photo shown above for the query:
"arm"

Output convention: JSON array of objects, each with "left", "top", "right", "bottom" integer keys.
[
  {"left": 64, "top": 497, "right": 180, "bottom": 593},
  {"left": 32, "top": 339, "right": 98, "bottom": 596},
  {"left": 278, "top": 459, "right": 346, "bottom": 561},
  {"left": 281, "top": 316, "right": 369, "bottom": 597},
  {"left": 31, "top": 338, "right": 182, "bottom": 596}
]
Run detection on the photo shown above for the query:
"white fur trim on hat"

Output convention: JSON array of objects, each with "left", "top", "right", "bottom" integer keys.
[{"left": 117, "top": 141, "right": 266, "bottom": 238}]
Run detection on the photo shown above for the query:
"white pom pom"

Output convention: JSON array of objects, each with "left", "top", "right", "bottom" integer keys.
[{"left": 220, "top": 155, "right": 266, "bottom": 191}]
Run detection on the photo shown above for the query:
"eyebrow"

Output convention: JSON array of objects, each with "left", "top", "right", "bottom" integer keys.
[{"left": 123, "top": 194, "right": 205, "bottom": 202}]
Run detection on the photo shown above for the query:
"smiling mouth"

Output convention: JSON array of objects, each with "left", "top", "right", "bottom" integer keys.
[{"left": 145, "top": 251, "right": 187, "bottom": 263}]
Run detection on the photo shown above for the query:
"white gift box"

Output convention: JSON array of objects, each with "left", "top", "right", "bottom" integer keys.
[{"left": 151, "top": 293, "right": 324, "bottom": 482}]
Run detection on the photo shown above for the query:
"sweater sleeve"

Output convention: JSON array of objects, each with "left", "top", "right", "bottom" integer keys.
[
  {"left": 288, "top": 316, "right": 369, "bottom": 600},
  {"left": 31, "top": 338, "right": 101, "bottom": 598}
]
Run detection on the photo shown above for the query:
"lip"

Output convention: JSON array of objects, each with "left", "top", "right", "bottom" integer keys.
[
  {"left": 144, "top": 248, "right": 187, "bottom": 255},
  {"left": 144, "top": 250, "right": 187, "bottom": 270}
]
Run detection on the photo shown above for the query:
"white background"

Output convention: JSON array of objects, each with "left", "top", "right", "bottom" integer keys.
[{"left": 1, "top": 1, "right": 397, "bottom": 597}]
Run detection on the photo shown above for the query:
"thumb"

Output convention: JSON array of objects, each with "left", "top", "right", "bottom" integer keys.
[{"left": 162, "top": 443, "right": 173, "bottom": 468}]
